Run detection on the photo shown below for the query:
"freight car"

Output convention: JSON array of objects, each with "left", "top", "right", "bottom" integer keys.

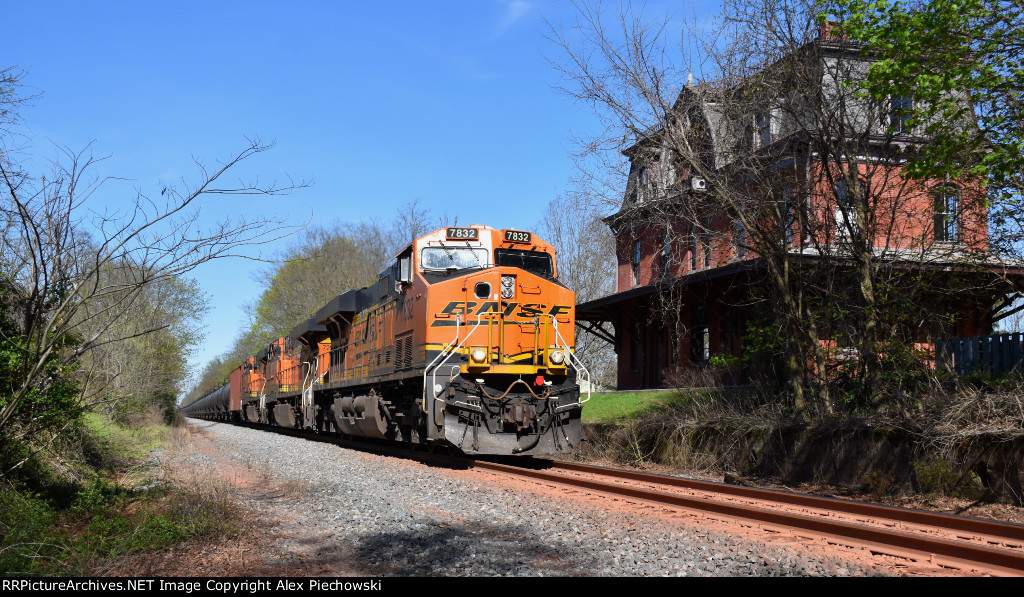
[{"left": 181, "top": 225, "right": 589, "bottom": 455}]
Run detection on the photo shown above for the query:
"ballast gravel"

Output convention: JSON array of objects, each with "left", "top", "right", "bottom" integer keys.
[{"left": 170, "top": 420, "right": 892, "bottom": 577}]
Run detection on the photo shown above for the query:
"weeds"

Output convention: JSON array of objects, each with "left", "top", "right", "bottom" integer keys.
[
  {"left": 579, "top": 374, "right": 1024, "bottom": 504},
  {"left": 0, "top": 412, "right": 240, "bottom": 576}
]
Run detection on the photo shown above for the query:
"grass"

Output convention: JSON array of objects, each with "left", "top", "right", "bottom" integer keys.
[
  {"left": 81, "top": 412, "right": 169, "bottom": 462},
  {"left": 581, "top": 390, "right": 683, "bottom": 423},
  {"left": 0, "top": 412, "right": 239, "bottom": 576}
]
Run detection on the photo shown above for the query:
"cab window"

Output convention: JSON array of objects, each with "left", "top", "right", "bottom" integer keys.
[
  {"left": 494, "top": 249, "right": 553, "bottom": 277},
  {"left": 420, "top": 247, "right": 488, "bottom": 271}
]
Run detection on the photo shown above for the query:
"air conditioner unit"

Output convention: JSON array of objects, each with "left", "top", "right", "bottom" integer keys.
[{"left": 691, "top": 176, "right": 707, "bottom": 191}]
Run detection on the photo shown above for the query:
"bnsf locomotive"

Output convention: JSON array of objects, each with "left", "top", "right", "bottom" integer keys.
[{"left": 181, "top": 226, "right": 589, "bottom": 455}]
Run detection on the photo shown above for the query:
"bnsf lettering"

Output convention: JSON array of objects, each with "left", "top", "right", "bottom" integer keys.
[
  {"left": 440, "top": 301, "right": 477, "bottom": 315},
  {"left": 476, "top": 301, "right": 500, "bottom": 314},
  {"left": 433, "top": 301, "right": 571, "bottom": 325},
  {"left": 517, "top": 303, "right": 544, "bottom": 318}
]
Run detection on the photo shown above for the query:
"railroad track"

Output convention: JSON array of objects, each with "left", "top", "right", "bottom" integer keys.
[
  {"left": 203, "top": 420, "right": 1024, "bottom": 576},
  {"left": 469, "top": 458, "right": 1024, "bottom": 576}
]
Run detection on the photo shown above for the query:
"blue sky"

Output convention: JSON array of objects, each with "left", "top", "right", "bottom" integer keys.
[{"left": 1, "top": 0, "right": 718, "bottom": 391}]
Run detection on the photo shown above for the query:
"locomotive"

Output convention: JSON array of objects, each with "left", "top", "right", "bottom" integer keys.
[{"left": 181, "top": 225, "right": 589, "bottom": 455}]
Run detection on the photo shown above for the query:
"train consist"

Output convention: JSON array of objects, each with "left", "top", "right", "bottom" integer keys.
[{"left": 181, "top": 225, "right": 589, "bottom": 455}]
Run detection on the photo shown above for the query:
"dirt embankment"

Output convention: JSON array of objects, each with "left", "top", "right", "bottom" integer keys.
[{"left": 579, "top": 420, "right": 1024, "bottom": 519}]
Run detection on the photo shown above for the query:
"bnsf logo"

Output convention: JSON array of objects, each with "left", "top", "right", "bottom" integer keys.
[{"left": 432, "top": 301, "right": 571, "bottom": 326}]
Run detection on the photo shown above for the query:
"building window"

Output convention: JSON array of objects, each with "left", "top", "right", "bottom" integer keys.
[
  {"left": 691, "top": 306, "right": 710, "bottom": 364},
  {"left": 733, "top": 217, "right": 746, "bottom": 259},
  {"left": 782, "top": 188, "right": 794, "bottom": 246},
  {"left": 890, "top": 95, "right": 913, "bottom": 134},
  {"left": 638, "top": 167, "right": 650, "bottom": 203},
  {"left": 835, "top": 179, "right": 860, "bottom": 237},
  {"left": 660, "top": 231, "right": 671, "bottom": 278},
  {"left": 755, "top": 109, "right": 772, "bottom": 148},
  {"left": 631, "top": 240, "right": 641, "bottom": 285},
  {"left": 689, "top": 235, "right": 698, "bottom": 271},
  {"left": 721, "top": 315, "right": 738, "bottom": 357},
  {"left": 700, "top": 217, "right": 712, "bottom": 269},
  {"left": 934, "top": 186, "right": 960, "bottom": 243}
]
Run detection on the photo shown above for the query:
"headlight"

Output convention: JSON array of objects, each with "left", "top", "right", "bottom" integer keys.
[
  {"left": 501, "top": 275, "right": 515, "bottom": 299},
  {"left": 470, "top": 347, "right": 488, "bottom": 364},
  {"left": 549, "top": 350, "right": 565, "bottom": 365}
]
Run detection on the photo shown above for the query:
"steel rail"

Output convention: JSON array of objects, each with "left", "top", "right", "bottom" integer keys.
[
  {"left": 189, "top": 419, "right": 1024, "bottom": 575},
  {"left": 549, "top": 461, "right": 1024, "bottom": 546},
  {"left": 470, "top": 459, "right": 1024, "bottom": 576}
]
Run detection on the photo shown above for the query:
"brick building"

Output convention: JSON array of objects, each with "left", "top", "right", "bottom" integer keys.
[{"left": 576, "top": 28, "right": 1023, "bottom": 391}]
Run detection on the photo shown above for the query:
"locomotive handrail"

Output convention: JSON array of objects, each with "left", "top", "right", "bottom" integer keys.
[
  {"left": 301, "top": 360, "right": 313, "bottom": 390},
  {"left": 257, "top": 377, "right": 268, "bottom": 423},
  {"left": 544, "top": 314, "right": 591, "bottom": 407},
  {"left": 302, "top": 356, "right": 329, "bottom": 390},
  {"left": 313, "top": 355, "right": 329, "bottom": 386},
  {"left": 422, "top": 315, "right": 462, "bottom": 414},
  {"left": 423, "top": 314, "right": 486, "bottom": 414}
]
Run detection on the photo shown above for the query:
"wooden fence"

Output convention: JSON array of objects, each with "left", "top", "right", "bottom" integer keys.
[{"left": 935, "top": 333, "right": 1024, "bottom": 375}]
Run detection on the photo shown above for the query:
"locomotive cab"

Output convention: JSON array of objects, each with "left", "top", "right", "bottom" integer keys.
[{"left": 411, "top": 226, "right": 586, "bottom": 454}]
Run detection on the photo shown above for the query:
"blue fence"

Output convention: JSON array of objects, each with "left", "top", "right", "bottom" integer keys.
[{"left": 935, "top": 333, "right": 1024, "bottom": 375}]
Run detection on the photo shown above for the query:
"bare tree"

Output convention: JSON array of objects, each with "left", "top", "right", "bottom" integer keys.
[
  {"left": 548, "top": 0, "right": 1008, "bottom": 413},
  {"left": 538, "top": 192, "right": 618, "bottom": 388},
  {"left": 189, "top": 202, "right": 434, "bottom": 399},
  {"left": 0, "top": 137, "right": 304, "bottom": 436},
  {"left": 76, "top": 273, "right": 207, "bottom": 422}
]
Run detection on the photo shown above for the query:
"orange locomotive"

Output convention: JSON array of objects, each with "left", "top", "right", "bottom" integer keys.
[{"left": 183, "top": 225, "right": 589, "bottom": 455}]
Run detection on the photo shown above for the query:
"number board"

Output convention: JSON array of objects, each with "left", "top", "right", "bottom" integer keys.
[
  {"left": 445, "top": 227, "right": 479, "bottom": 240},
  {"left": 503, "top": 229, "right": 532, "bottom": 244}
]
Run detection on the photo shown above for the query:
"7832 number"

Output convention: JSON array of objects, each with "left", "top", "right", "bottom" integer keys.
[{"left": 503, "top": 230, "right": 532, "bottom": 243}]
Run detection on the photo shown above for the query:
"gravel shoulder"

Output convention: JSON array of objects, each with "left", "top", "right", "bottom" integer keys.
[{"left": 133, "top": 420, "right": 996, "bottom": 577}]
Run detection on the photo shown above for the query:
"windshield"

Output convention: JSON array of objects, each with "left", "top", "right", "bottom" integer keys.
[
  {"left": 494, "top": 249, "right": 553, "bottom": 277},
  {"left": 420, "top": 247, "right": 489, "bottom": 271}
]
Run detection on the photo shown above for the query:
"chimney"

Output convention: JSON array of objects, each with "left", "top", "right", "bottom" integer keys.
[{"left": 818, "top": 20, "right": 848, "bottom": 41}]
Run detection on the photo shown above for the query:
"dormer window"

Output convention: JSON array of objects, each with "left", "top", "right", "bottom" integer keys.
[
  {"left": 755, "top": 110, "right": 772, "bottom": 148},
  {"left": 638, "top": 167, "right": 650, "bottom": 203},
  {"left": 890, "top": 95, "right": 913, "bottom": 134}
]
